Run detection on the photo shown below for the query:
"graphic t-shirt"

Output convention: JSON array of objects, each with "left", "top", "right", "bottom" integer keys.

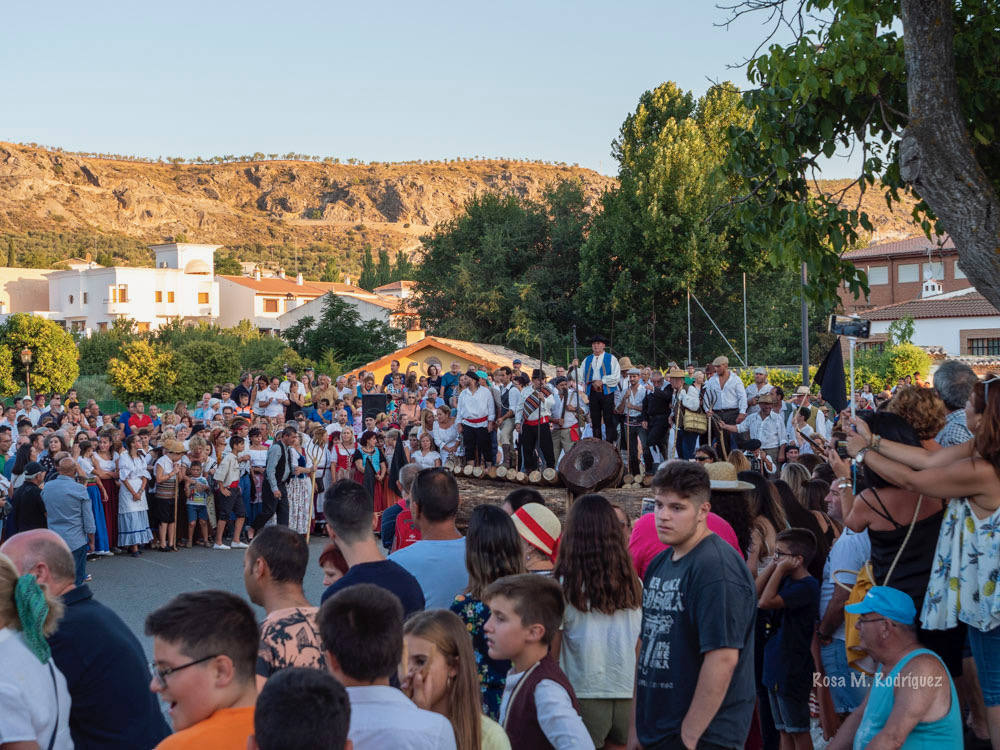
[
  {"left": 636, "top": 533, "right": 756, "bottom": 749},
  {"left": 762, "top": 575, "right": 820, "bottom": 696},
  {"left": 256, "top": 606, "right": 325, "bottom": 680}
]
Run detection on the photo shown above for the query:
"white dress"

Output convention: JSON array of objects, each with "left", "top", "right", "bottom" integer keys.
[
  {"left": 411, "top": 450, "right": 442, "bottom": 470},
  {"left": 432, "top": 421, "right": 461, "bottom": 462},
  {"left": 117, "top": 452, "right": 152, "bottom": 547},
  {"left": 287, "top": 448, "right": 313, "bottom": 535}
]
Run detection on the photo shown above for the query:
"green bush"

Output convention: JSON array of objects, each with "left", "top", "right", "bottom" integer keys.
[
  {"left": 735, "top": 367, "right": 816, "bottom": 395},
  {"left": 853, "top": 343, "right": 931, "bottom": 393},
  {"left": 72, "top": 374, "right": 114, "bottom": 403}
]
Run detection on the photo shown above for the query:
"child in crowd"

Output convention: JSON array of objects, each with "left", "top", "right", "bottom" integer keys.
[
  {"left": 484, "top": 574, "right": 591, "bottom": 749},
  {"left": 250, "top": 668, "right": 351, "bottom": 750},
  {"left": 757, "top": 528, "right": 820, "bottom": 750},
  {"left": 183, "top": 461, "right": 211, "bottom": 548},
  {"left": 318, "top": 583, "right": 456, "bottom": 749},
  {"left": 145, "top": 591, "right": 258, "bottom": 749}
]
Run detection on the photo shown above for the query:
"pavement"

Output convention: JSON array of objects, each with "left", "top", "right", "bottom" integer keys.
[{"left": 80, "top": 537, "right": 331, "bottom": 658}]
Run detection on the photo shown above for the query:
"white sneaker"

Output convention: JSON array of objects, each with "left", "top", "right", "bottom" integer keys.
[
  {"left": 213, "top": 543, "right": 231, "bottom": 550},
  {"left": 230, "top": 541, "right": 248, "bottom": 549}
]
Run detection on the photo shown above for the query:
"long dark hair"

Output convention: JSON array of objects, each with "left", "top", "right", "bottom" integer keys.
[
  {"left": 11, "top": 443, "right": 33, "bottom": 476},
  {"left": 971, "top": 376, "right": 1000, "bottom": 474},
  {"left": 773, "top": 479, "right": 828, "bottom": 578},
  {"left": 738, "top": 470, "right": 788, "bottom": 531},
  {"left": 707, "top": 490, "right": 754, "bottom": 558},
  {"left": 554, "top": 494, "right": 641, "bottom": 614},
  {"left": 464, "top": 505, "right": 524, "bottom": 599},
  {"left": 858, "top": 411, "right": 921, "bottom": 489}
]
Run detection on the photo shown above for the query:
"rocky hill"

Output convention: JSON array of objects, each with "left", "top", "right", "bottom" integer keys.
[
  {"left": 0, "top": 142, "right": 921, "bottom": 274},
  {"left": 0, "top": 142, "right": 616, "bottom": 273}
]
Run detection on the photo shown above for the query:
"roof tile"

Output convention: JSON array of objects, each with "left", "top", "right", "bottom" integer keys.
[{"left": 844, "top": 234, "right": 955, "bottom": 260}]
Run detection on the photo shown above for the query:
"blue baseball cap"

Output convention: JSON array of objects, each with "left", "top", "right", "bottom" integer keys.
[
  {"left": 475, "top": 370, "right": 489, "bottom": 380},
  {"left": 845, "top": 586, "right": 916, "bottom": 625}
]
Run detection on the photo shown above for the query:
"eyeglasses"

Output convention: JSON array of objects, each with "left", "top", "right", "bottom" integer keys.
[
  {"left": 695, "top": 455, "right": 710, "bottom": 462},
  {"left": 148, "top": 654, "right": 219, "bottom": 687},
  {"left": 857, "top": 617, "right": 887, "bottom": 627}
]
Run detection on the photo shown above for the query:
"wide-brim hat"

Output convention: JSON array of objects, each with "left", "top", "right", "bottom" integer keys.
[
  {"left": 163, "top": 439, "right": 186, "bottom": 454},
  {"left": 705, "top": 462, "right": 754, "bottom": 491},
  {"left": 793, "top": 385, "right": 812, "bottom": 396},
  {"left": 666, "top": 367, "right": 686, "bottom": 378},
  {"left": 589, "top": 334, "right": 611, "bottom": 345},
  {"left": 618, "top": 356, "right": 634, "bottom": 371},
  {"left": 512, "top": 503, "right": 561, "bottom": 560},
  {"left": 626, "top": 368, "right": 641, "bottom": 375}
]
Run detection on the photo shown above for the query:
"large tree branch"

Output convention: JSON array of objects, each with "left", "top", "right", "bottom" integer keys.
[{"left": 900, "top": 0, "right": 1000, "bottom": 309}]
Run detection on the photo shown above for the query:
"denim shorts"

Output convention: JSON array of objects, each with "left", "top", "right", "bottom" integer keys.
[
  {"left": 186, "top": 504, "right": 208, "bottom": 522},
  {"left": 968, "top": 623, "right": 1000, "bottom": 706},
  {"left": 820, "top": 639, "right": 869, "bottom": 714},
  {"left": 767, "top": 687, "right": 811, "bottom": 734}
]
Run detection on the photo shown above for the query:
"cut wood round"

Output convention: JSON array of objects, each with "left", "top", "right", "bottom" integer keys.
[
  {"left": 528, "top": 470, "right": 542, "bottom": 484},
  {"left": 514, "top": 471, "right": 527, "bottom": 484},
  {"left": 487, "top": 466, "right": 498, "bottom": 479},
  {"left": 642, "top": 474, "right": 653, "bottom": 487},
  {"left": 623, "top": 474, "right": 634, "bottom": 486},
  {"left": 541, "top": 467, "right": 559, "bottom": 486},
  {"left": 472, "top": 466, "right": 484, "bottom": 478},
  {"left": 496, "top": 466, "right": 508, "bottom": 479},
  {"left": 451, "top": 463, "right": 462, "bottom": 475},
  {"left": 558, "top": 438, "right": 624, "bottom": 496},
  {"left": 462, "top": 464, "right": 474, "bottom": 476}
]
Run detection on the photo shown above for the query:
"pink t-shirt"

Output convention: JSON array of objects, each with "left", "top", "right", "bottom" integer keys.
[{"left": 629, "top": 511, "right": 743, "bottom": 579}]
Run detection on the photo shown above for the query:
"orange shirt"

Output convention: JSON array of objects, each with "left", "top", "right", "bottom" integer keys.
[{"left": 155, "top": 706, "right": 255, "bottom": 750}]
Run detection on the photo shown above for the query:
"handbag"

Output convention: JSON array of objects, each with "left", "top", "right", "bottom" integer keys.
[
  {"left": 838, "top": 492, "right": 923, "bottom": 674},
  {"left": 681, "top": 408, "right": 708, "bottom": 434}
]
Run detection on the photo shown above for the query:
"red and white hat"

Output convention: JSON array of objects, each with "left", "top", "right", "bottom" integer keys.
[{"left": 512, "top": 503, "right": 561, "bottom": 562}]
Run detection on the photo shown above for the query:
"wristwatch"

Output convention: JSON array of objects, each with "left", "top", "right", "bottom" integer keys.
[{"left": 854, "top": 448, "right": 868, "bottom": 465}]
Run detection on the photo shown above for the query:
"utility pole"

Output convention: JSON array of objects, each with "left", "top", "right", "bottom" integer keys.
[
  {"left": 686, "top": 285, "right": 692, "bottom": 366},
  {"left": 743, "top": 272, "right": 748, "bottom": 367},
  {"left": 800, "top": 262, "right": 810, "bottom": 386}
]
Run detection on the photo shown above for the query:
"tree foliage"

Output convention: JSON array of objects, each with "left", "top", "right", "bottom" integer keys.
[
  {"left": 107, "top": 340, "right": 180, "bottom": 402},
  {"left": 281, "top": 293, "right": 404, "bottom": 371},
  {"left": 0, "top": 346, "right": 19, "bottom": 398},
  {"left": 374, "top": 249, "right": 392, "bottom": 287},
  {"left": 391, "top": 249, "right": 415, "bottom": 281},
  {"left": 358, "top": 246, "right": 377, "bottom": 290},
  {"left": 724, "top": 0, "right": 1000, "bottom": 309},
  {"left": 0, "top": 314, "right": 79, "bottom": 394}
]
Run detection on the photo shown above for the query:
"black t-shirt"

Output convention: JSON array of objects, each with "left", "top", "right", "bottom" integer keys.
[
  {"left": 12, "top": 483, "right": 47, "bottom": 532},
  {"left": 637, "top": 533, "right": 757, "bottom": 749},
  {"left": 320, "top": 559, "right": 425, "bottom": 617},
  {"left": 762, "top": 575, "right": 819, "bottom": 696}
]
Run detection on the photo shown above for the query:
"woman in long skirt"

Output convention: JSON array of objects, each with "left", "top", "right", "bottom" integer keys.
[
  {"left": 94, "top": 434, "right": 119, "bottom": 548},
  {"left": 286, "top": 434, "right": 314, "bottom": 535},
  {"left": 77, "top": 442, "right": 111, "bottom": 555},
  {"left": 117, "top": 434, "right": 153, "bottom": 556}
]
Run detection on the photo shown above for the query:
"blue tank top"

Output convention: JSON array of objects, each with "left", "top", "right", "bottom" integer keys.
[{"left": 853, "top": 647, "right": 961, "bottom": 750}]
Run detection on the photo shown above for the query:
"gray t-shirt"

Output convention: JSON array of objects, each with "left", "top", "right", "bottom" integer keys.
[
  {"left": 637, "top": 533, "right": 756, "bottom": 749},
  {"left": 390, "top": 537, "right": 469, "bottom": 609}
]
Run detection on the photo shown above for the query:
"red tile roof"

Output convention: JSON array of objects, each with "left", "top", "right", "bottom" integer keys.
[
  {"left": 374, "top": 280, "right": 417, "bottom": 292},
  {"left": 219, "top": 276, "right": 370, "bottom": 297},
  {"left": 860, "top": 290, "right": 999, "bottom": 320},
  {"left": 843, "top": 234, "right": 955, "bottom": 260}
]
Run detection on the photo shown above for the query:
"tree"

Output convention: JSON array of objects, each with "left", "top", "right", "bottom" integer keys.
[
  {"left": 374, "top": 249, "right": 392, "bottom": 287},
  {"left": 107, "top": 340, "right": 179, "bottom": 401},
  {"left": 77, "top": 317, "right": 138, "bottom": 376},
  {"left": 320, "top": 259, "right": 339, "bottom": 282},
  {"left": 723, "top": 0, "right": 1000, "bottom": 310},
  {"left": 0, "top": 314, "right": 79, "bottom": 394},
  {"left": 172, "top": 340, "right": 241, "bottom": 402},
  {"left": 281, "top": 294, "right": 403, "bottom": 371},
  {"left": 391, "top": 249, "right": 415, "bottom": 281},
  {"left": 358, "top": 246, "right": 377, "bottom": 290},
  {"left": 214, "top": 251, "right": 243, "bottom": 275},
  {"left": 0, "top": 345, "right": 19, "bottom": 398}
]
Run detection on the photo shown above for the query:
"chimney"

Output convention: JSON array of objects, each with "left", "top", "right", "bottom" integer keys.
[
  {"left": 344, "top": 276, "right": 351, "bottom": 286},
  {"left": 253, "top": 267, "right": 262, "bottom": 281},
  {"left": 296, "top": 272, "right": 304, "bottom": 285},
  {"left": 406, "top": 328, "right": 426, "bottom": 346},
  {"left": 277, "top": 268, "right": 286, "bottom": 279}
]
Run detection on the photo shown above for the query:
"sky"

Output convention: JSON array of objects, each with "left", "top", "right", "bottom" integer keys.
[{"left": 1, "top": 1, "right": 859, "bottom": 177}]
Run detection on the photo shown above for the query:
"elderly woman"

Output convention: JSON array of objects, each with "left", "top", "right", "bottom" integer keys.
[{"left": 843, "top": 377, "right": 1000, "bottom": 745}]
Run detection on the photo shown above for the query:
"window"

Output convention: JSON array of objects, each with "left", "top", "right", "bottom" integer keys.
[
  {"left": 923, "top": 261, "right": 944, "bottom": 280},
  {"left": 968, "top": 337, "right": 1000, "bottom": 356},
  {"left": 97, "top": 322, "right": 107, "bottom": 332},
  {"left": 198, "top": 292, "right": 209, "bottom": 304},
  {"left": 155, "top": 291, "right": 163, "bottom": 303},
  {"left": 867, "top": 266, "right": 888, "bottom": 285},
  {"left": 71, "top": 320, "right": 84, "bottom": 332},
  {"left": 83, "top": 292, "right": 88, "bottom": 304},
  {"left": 137, "top": 322, "right": 150, "bottom": 333},
  {"left": 118, "top": 285, "right": 128, "bottom": 303},
  {"left": 68, "top": 294, "right": 74, "bottom": 304},
  {"left": 856, "top": 341, "right": 885, "bottom": 352},
  {"left": 263, "top": 298, "right": 279, "bottom": 313},
  {"left": 898, "top": 264, "right": 919, "bottom": 283},
  {"left": 954, "top": 261, "right": 967, "bottom": 279},
  {"left": 167, "top": 291, "right": 175, "bottom": 303}
]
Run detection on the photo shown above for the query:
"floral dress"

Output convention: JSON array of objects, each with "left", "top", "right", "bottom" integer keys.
[
  {"left": 450, "top": 593, "right": 510, "bottom": 720},
  {"left": 921, "top": 499, "right": 1000, "bottom": 634}
]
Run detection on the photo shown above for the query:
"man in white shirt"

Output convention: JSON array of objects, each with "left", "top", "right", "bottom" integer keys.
[
  {"left": 745, "top": 366, "right": 774, "bottom": 416},
  {"left": 615, "top": 368, "right": 647, "bottom": 476},
  {"left": 784, "top": 385, "right": 830, "bottom": 452},
  {"left": 704, "top": 355, "right": 747, "bottom": 451},
  {"left": 516, "top": 370, "right": 555, "bottom": 472},
  {"left": 456, "top": 371, "right": 495, "bottom": 467},
  {"left": 279, "top": 368, "right": 299, "bottom": 395},
  {"left": 320, "top": 583, "right": 456, "bottom": 750},
  {"left": 550, "top": 376, "right": 585, "bottom": 465},
  {"left": 15, "top": 396, "right": 40, "bottom": 427},
  {"left": 580, "top": 334, "right": 620, "bottom": 444},
  {"left": 722, "top": 393, "right": 786, "bottom": 466},
  {"left": 261, "top": 378, "right": 288, "bottom": 419},
  {"left": 495, "top": 367, "right": 520, "bottom": 469}
]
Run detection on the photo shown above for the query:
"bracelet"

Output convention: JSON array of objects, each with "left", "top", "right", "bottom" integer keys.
[{"left": 872, "top": 434, "right": 882, "bottom": 453}]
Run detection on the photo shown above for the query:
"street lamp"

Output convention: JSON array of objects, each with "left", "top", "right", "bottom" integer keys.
[{"left": 20, "top": 348, "right": 32, "bottom": 400}]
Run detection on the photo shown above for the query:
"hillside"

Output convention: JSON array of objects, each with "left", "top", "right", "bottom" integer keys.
[
  {"left": 0, "top": 142, "right": 922, "bottom": 276},
  {"left": 0, "top": 142, "right": 616, "bottom": 275}
]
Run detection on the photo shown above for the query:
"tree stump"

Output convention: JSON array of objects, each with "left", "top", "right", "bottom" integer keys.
[
  {"left": 528, "top": 470, "right": 542, "bottom": 484},
  {"left": 496, "top": 466, "right": 508, "bottom": 479},
  {"left": 462, "top": 464, "right": 474, "bottom": 476},
  {"left": 451, "top": 464, "right": 463, "bottom": 475},
  {"left": 541, "top": 467, "right": 559, "bottom": 486},
  {"left": 514, "top": 471, "right": 527, "bottom": 484},
  {"left": 472, "top": 466, "right": 484, "bottom": 478},
  {"left": 558, "top": 438, "right": 624, "bottom": 497}
]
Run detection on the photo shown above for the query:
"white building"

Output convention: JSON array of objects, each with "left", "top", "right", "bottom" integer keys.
[
  {"left": 859, "top": 283, "right": 1000, "bottom": 356},
  {"left": 372, "top": 280, "right": 416, "bottom": 299},
  {"left": 277, "top": 285, "right": 415, "bottom": 330},
  {"left": 217, "top": 271, "right": 365, "bottom": 332},
  {"left": 46, "top": 244, "right": 221, "bottom": 333}
]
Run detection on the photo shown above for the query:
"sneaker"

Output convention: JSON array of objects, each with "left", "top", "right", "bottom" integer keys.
[
  {"left": 230, "top": 541, "right": 248, "bottom": 549},
  {"left": 212, "top": 543, "right": 231, "bottom": 550}
]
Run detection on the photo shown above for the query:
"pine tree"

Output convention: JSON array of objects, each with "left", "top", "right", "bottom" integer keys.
[
  {"left": 374, "top": 249, "right": 392, "bottom": 287},
  {"left": 391, "top": 249, "right": 415, "bottom": 281},
  {"left": 320, "top": 259, "right": 339, "bottom": 283},
  {"left": 358, "top": 246, "right": 377, "bottom": 290}
]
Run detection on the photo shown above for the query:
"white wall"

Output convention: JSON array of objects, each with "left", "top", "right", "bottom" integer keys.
[
  {"left": 870, "top": 315, "right": 1000, "bottom": 355},
  {"left": 277, "top": 293, "right": 391, "bottom": 331}
]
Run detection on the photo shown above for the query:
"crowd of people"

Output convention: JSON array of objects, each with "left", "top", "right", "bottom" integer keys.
[{"left": 0, "top": 342, "right": 996, "bottom": 750}]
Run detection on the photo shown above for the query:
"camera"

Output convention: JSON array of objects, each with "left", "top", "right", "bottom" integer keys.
[{"left": 828, "top": 314, "right": 871, "bottom": 339}]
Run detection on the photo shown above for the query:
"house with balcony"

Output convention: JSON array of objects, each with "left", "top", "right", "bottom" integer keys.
[{"left": 46, "top": 243, "right": 221, "bottom": 333}]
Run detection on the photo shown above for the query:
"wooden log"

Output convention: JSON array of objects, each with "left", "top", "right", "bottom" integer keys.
[
  {"left": 514, "top": 471, "right": 527, "bottom": 484},
  {"left": 623, "top": 474, "right": 634, "bottom": 486},
  {"left": 487, "top": 466, "right": 498, "bottom": 479},
  {"left": 496, "top": 466, "right": 508, "bottom": 479},
  {"left": 472, "top": 466, "right": 484, "bottom": 478},
  {"left": 642, "top": 474, "right": 653, "bottom": 487},
  {"left": 462, "top": 464, "right": 474, "bottom": 476},
  {"left": 528, "top": 470, "right": 542, "bottom": 484},
  {"left": 541, "top": 467, "right": 559, "bottom": 486},
  {"left": 451, "top": 463, "right": 463, "bottom": 475},
  {"left": 558, "top": 438, "right": 624, "bottom": 497}
]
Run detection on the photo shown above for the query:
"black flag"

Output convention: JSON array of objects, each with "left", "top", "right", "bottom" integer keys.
[{"left": 813, "top": 339, "right": 848, "bottom": 414}]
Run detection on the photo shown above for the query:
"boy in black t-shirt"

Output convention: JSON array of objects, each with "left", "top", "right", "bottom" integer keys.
[
  {"left": 631, "top": 462, "right": 757, "bottom": 750},
  {"left": 757, "top": 528, "right": 820, "bottom": 750}
]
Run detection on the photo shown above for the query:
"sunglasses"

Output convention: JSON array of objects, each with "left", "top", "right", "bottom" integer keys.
[
  {"left": 695, "top": 455, "right": 710, "bottom": 462},
  {"left": 983, "top": 375, "right": 999, "bottom": 404}
]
